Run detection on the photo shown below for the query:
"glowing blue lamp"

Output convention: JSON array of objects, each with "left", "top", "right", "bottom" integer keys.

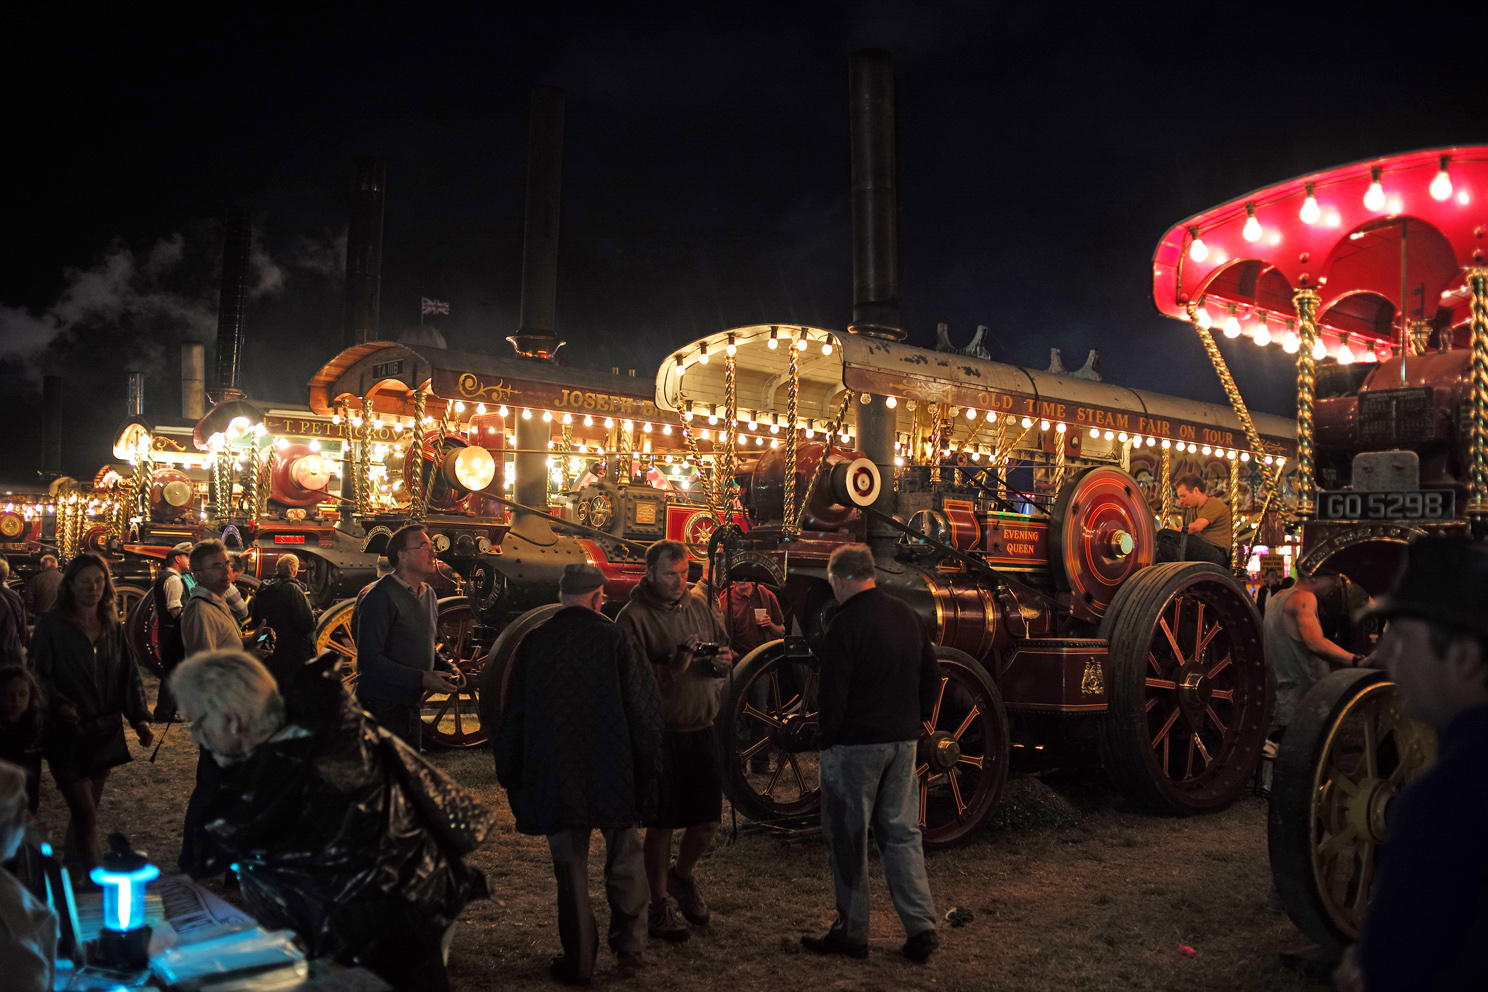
[{"left": 89, "top": 834, "right": 158, "bottom": 970}]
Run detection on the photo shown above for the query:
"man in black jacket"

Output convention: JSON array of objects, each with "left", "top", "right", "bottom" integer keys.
[
  {"left": 249, "top": 554, "right": 317, "bottom": 691},
  {"left": 802, "top": 544, "right": 941, "bottom": 964},
  {"left": 495, "top": 563, "right": 665, "bottom": 985}
]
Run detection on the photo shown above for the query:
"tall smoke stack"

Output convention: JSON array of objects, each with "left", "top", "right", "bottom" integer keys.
[
  {"left": 509, "top": 86, "right": 567, "bottom": 520},
  {"left": 126, "top": 372, "right": 145, "bottom": 417},
  {"left": 181, "top": 342, "right": 206, "bottom": 419},
  {"left": 507, "top": 86, "right": 567, "bottom": 363},
  {"left": 847, "top": 51, "right": 903, "bottom": 547},
  {"left": 42, "top": 375, "right": 63, "bottom": 482},
  {"left": 343, "top": 158, "right": 386, "bottom": 348},
  {"left": 215, "top": 207, "right": 252, "bottom": 401}
]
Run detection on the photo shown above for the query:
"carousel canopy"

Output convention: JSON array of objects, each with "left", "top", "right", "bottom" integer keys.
[{"left": 1152, "top": 146, "right": 1487, "bottom": 362}]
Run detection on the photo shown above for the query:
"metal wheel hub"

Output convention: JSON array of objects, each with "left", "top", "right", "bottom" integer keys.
[
  {"left": 1337, "top": 776, "right": 1398, "bottom": 844},
  {"left": 919, "top": 731, "right": 961, "bottom": 772},
  {"left": 770, "top": 712, "right": 816, "bottom": 754},
  {"left": 1177, "top": 661, "right": 1214, "bottom": 726}
]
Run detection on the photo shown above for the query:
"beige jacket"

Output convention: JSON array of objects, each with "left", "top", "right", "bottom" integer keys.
[{"left": 617, "top": 578, "right": 730, "bottom": 732}]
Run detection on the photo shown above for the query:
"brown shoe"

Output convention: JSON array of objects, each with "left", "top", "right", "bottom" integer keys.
[
  {"left": 648, "top": 901, "right": 690, "bottom": 942},
  {"left": 667, "top": 866, "right": 710, "bottom": 926}
]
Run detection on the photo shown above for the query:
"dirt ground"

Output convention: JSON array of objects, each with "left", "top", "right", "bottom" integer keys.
[{"left": 32, "top": 686, "right": 1335, "bottom": 992}]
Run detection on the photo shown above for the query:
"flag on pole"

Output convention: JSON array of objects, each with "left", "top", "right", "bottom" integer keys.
[{"left": 421, "top": 297, "right": 450, "bottom": 316}]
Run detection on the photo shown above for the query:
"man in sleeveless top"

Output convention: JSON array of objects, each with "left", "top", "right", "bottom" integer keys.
[{"left": 1265, "top": 569, "right": 1365, "bottom": 731}]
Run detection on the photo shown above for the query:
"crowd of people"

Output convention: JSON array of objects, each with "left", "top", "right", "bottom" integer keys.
[{"left": 0, "top": 525, "right": 1483, "bottom": 992}]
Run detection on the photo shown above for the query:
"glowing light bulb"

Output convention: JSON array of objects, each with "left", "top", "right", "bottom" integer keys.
[
  {"left": 1020, "top": 416, "right": 1033, "bottom": 428},
  {"left": 1161, "top": 438, "right": 1171, "bottom": 449},
  {"left": 584, "top": 415, "right": 593, "bottom": 426},
  {"left": 454, "top": 401, "right": 466, "bottom": 414},
  {"left": 1242, "top": 203, "right": 1262, "bottom": 242},
  {"left": 748, "top": 420, "right": 758, "bottom": 431},
  {"left": 1090, "top": 428, "right": 1100, "bottom": 438},
  {"left": 1457, "top": 190, "right": 1470, "bottom": 205},
  {"left": 542, "top": 410, "right": 553, "bottom": 422},
  {"left": 1430, "top": 156, "right": 1452, "bottom": 201},
  {"left": 1254, "top": 319, "right": 1272, "bottom": 346},
  {"left": 698, "top": 345, "right": 710, "bottom": 365},
  {"left": 1188, "top": 226, "right": 1208, "bottom": 262},
  {"left": 1300, "top": 182, "right": 1321, "bottom": 224},
  {"left": 1195, "top": 304, "right": 1213, "bottom": 329},
  {"left": 1240, "top": 452, "right": 1250, "bottom": 462},
  {"left": 1104, "top": 430, "right": 1114, "bottom": 440},
  {"left": 1118, "top": 432, "right": 1128, "bottom": 442},
  {"left": 1202, "top": 445, "right": 1212, "bottom": 455},
  {"left": 604, "top": 417, "right": 614, "bottom": 428},
  {"left": 522, "top": 408, "right": 532, "bottom": 420},
  {"left": 1312, "top": 337, "right": 1328, "bottom": 361},
  {"left": 885, "top": 395, "right": 898, "bottom": 409},
  {"left": 725, "top": 334, "right": 737, "bottom": 356},
  {"left": 820, "top": 338, "right": 832, "bottom": 355},
  {"left": 1039, "top": 419, "right": 1051, "bottom": 431},
  {"left": 1056, "top": 422, "right": 1067, "bottom": 433},
  {"left": 965, "top": 408, "right": 977, "bottom": 420},
  {"left": 476, "top": 403, "right": 487, "bottom": 415},
  {"left": 309, "top": 439, "right": 321, "bottom": 452},
  {"left": 767, "top": 327, "right": 779, "bottom": 350},
  {"left": 1364, "top": 167, "right": 1386, "bottom": 211},
  {"left": 1337, "top": 341, "right": 1355, "bottom": 364},
  {"left": 1224, "top": 311, "right": 1243, "bottom": 339},
  {"left": 1283, "top": 328, "right": 1300, "bottom": 353},
  {"left": 1227, "top": 449, "right": 1238, "bottom": 460}
]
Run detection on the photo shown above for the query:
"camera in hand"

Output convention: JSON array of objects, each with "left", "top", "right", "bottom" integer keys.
[
  {"left": 254, "top": 628, "right": 276, "bottom": 652},
  {"left": 692, "top": 642, "right": 721, "bottom": 658}
]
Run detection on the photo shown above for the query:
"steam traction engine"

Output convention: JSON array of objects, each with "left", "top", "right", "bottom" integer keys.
[
  {"left": 647, "top": 324, "right": 1296, "bottom": 847},
  {"left": 1150, "top": 145, "right": 1487, "bottom": 949}
]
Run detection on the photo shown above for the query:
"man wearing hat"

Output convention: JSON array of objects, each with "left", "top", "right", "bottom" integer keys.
[
  {"left": 1334, "top": 536, "right": 1488, "bottom": 992},
  {"left": 494, "top": 563, "right": 664, "bottom": 985},
  {"left": 150, "top": 542, "right": 194, "bottom": 721}
]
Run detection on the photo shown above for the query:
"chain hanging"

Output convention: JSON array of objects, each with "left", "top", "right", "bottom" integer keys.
[
  {"left": 1186, "top": 301, "right": 1281, "bottom": 508},
  {"left": 794, "top": 390, "right": 856, "bottom": 535},
  {"left": 1292, "top": 289, "right": 1321, "bottom": 519},
  {"left": 1467, "top": 268, "right": 1488, "bottom": 522},
  {"left": 784, "top": 335, "right": 801, "bottom": 538}
]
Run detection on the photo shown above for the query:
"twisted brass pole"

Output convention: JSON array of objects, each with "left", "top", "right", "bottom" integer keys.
[
  {"left": 1159, "top": 444, "right": 1173, "bottom": 524},
  {"left": 409, "top": 390, "right": 427, "bottom": 522},
  {"left": 1292, "top": 289, "right": 1321, "bottom": 519},
  {"left": 1228, "top": 457, "right": 1242, "bottom": 578},
  {"left": 722, "top": 353, "right": 739, "bottom": 508},
  {"left": 784, "top": 338, "right": 800, "bottom": 537},
  {"left": 1468, "top": 268, "right": 1488, "bottom": 522},
  {"left": 1186, "top": 301, "right": 1280, "bottom": 505}
]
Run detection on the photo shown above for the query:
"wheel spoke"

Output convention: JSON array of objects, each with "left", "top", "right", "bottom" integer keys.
[
  {"left": 786, "top": 753, "right": 808, "bottom": 797},
  {"left": 1194, "top": 735, "right": 1213, "bottom": 768},
  {"left": 1318, "top": 825, "right": 1358, "bottom": 857},
  {"left": 918, "top": 780, "right": 928, "bottom": 828},
  {"left": 1151, "top": 707, "right": 1181, "bottom": 749},
  {"left": 763, "top": 754, "right": 787, "bottom": 796},
  {"left": 1361, "top": 711, "right": 1379, "bottom": 779},
  {"left": 1147, "top": 652, "right": 1163, "bottom": 675},
  {"left": 1145, "top": 677, "right": 1176, "bottom": 690},
  {"left": 925, "top": 677, "right": 948, "bottom": 734},
  {"left": 739, "top": 737, "right": 772, "bottom": 760},
  {"left": 1206, "top": 654, "right": 1231, "bottom": 678},
  {"left": 1210, "top": 689, "right": 1233, "bottom": 702},
  {"left": 957, "top": 754, "right": 984, "bottom": 769},
  {"left": 1205, "top": 705, "right": 1228, "bottom": 735},
  {"left": 1352, "top": 842, "right": 1376, "bottom": 917},
  {"left": 1184, "top": 734, "right": 1196, "bottom": 778},
  {"left": 952, "top": 705, "right": 980, "bottom": 740},
  {"left": 1144, "top": 696, "right": 1159, "bottom": 712},
  {"left": 1329, "top": 770, "right": 1361, "bottom": 797},
  {"left": 323, "top": 640, "right": 355, "bottom": 659},
  {"left": 1159, "top": 616, "right": 1186, "bottom": 666},
  {"left": 742, "top": 704, "right": 783, "bottom": 728},
  {"left": 947, "top": 768, "right": 967, "bottom": 816},
  {"left": 768, "top": 672, "right": 783, "bottom": 715},
  {"left": 1194, "top": 601, "right": 1205, "bottom": 657}
]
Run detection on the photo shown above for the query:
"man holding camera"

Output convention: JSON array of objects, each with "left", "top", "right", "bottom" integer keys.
[{"left": 617, "top": 540, "right": 732, "bottom": 942}]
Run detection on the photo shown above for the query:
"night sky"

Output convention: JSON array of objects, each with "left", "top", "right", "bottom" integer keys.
[{"left": 3, "top": 2, "right": 1485, "bottom": 484}]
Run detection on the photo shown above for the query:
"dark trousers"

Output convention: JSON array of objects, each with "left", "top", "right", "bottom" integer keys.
[
  {"left": 547, "top": 827, "right": 648, "bottom": 979},
  {"left": 180, "top": 746, "right": 221, "bottom": 878},
  {"left": 1155, "top": 528, "right": 1231, "bottom": 567},
  {"left": 361, "top": 698, "right": 422, "bottom": 752}
]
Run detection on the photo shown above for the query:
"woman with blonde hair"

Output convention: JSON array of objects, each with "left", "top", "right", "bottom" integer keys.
[
  {"left": 0, "top": 758, "right": 56, "bottom": 990},
  {"left": 28, "top": 553, "right": 153, "bottom": 870}
]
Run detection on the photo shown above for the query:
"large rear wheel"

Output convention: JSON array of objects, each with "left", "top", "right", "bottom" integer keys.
[
  {"left": 1268, "top": 669, "right": 1436, "bottom": 948},
  {"left": 1098, "top": 562, "right": 1271, "bottom": 813}
]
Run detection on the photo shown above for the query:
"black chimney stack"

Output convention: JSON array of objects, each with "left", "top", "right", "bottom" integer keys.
[
  {"left": 343, "top": 158, "right": 386, "bottom": 348},
  {"left": 507, "top": 86, "right": 567, "bottom": 361},
  {"left": 847, "top": 51, "right": 903, "bottom": 549},
  {"left": 126, "top": 372, "right": 145, "bottom": 417},
  {"left": 847, "top": 50, "right": 903, "bottom": 342},
  {"left": 42, "top": 375, "right": 63, "bottom": 482},
  {"left": 215, "top": 208, "right": 252, "bottom": 400}
]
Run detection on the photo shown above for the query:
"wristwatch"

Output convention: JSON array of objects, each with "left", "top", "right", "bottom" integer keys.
[{"left": 1351, "top": 653, "right": 1369, "bottom": 667}]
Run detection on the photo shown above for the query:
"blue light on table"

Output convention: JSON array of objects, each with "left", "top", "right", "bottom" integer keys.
[{"left": 91, "top": 860, "right": 160, "bottom": 932}]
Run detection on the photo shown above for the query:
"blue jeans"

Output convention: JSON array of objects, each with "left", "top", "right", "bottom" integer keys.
[{"left": 819, "top": 740, "right": 938, "bottom": 942}]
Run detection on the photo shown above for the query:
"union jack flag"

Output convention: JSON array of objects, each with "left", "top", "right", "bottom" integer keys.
[{"left": 421, "top": 297, "right": 450, "bottom": 316}]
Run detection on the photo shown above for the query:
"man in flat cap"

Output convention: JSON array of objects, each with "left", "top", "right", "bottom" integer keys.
[
  {"left": 495, "top": 563, "right": 665, "bottom": 985},
  {"left": 1334, "top": 536, "right": 1488, "bottom": 992}
]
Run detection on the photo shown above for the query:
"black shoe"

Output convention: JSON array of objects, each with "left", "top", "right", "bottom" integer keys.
[
  {"left": 548, "top": 957, "right": 592, "bottom": 986},
  {"left": 801, "top": 931, "right": 868, "bottom": 959},
  {"left": 667, "top": 866, "right": 710, "bottom": 926},
  {"left": 901, "top": 928, "right": 941, "bottom": 963}
]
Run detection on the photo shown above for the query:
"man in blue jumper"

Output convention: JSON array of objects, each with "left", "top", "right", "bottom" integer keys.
[
  {"left": 1334, "top": 536, "right": 1488, "bottom": 992},
  {"left": 354, "top": 524, "right": 460, "bottom": 750}
]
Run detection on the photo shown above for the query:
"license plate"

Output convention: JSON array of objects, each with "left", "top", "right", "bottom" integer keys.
[{"left": 1315, "top": 489, "right": 1455, "bottom": 521}]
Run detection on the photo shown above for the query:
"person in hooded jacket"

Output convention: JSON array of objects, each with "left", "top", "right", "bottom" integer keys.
[{"left": 248, "top": 554, "right": 316, "bottom": 691}]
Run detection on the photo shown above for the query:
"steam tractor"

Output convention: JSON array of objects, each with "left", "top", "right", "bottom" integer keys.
[{"left": 1149, "top": 145, "right": 1487, "bottom": 949}]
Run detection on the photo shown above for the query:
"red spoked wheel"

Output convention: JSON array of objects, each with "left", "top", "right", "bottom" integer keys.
[
  {"left": 916, "top": 648, "right": 1009, "bottom": 848},
  {"left": 1098, "top": 562, "right": 1272, "bottom": 813}
]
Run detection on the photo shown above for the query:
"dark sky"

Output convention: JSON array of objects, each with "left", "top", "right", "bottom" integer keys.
[{"left": 3, "top": 2, "right": 1485, "bottom": 483}]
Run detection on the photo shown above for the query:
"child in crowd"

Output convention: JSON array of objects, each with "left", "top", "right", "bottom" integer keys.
[{"left": 0, "top": 666, "right": 46, "bottom": 814}]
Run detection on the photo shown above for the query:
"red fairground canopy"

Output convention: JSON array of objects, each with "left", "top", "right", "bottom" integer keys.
[{"left": 1152, "top": 146, "right": 1488, "bottom": 363}]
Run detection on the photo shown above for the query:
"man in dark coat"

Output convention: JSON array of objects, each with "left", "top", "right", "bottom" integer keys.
[
  {"left": 249, "top": 553, "right": 316, "bottom": 691},
  {"left": 0, "top": 556, "right": 26, "bottom": 668},
  {"left": 495, "top": 563, "right": 664, "bottom": 985}
]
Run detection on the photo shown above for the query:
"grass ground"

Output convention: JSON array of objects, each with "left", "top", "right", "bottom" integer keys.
[{"left": 31, "top": 688, "right": 1334, "bottom": 992}]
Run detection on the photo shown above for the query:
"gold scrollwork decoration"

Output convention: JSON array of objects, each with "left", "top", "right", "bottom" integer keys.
[{"left": 456, "top": 374, "right": 517, "bottom": 405}]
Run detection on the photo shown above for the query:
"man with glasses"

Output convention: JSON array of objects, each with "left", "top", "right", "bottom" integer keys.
[{"left": 354, "top": 524, "right": 460, "bottom": 750}]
